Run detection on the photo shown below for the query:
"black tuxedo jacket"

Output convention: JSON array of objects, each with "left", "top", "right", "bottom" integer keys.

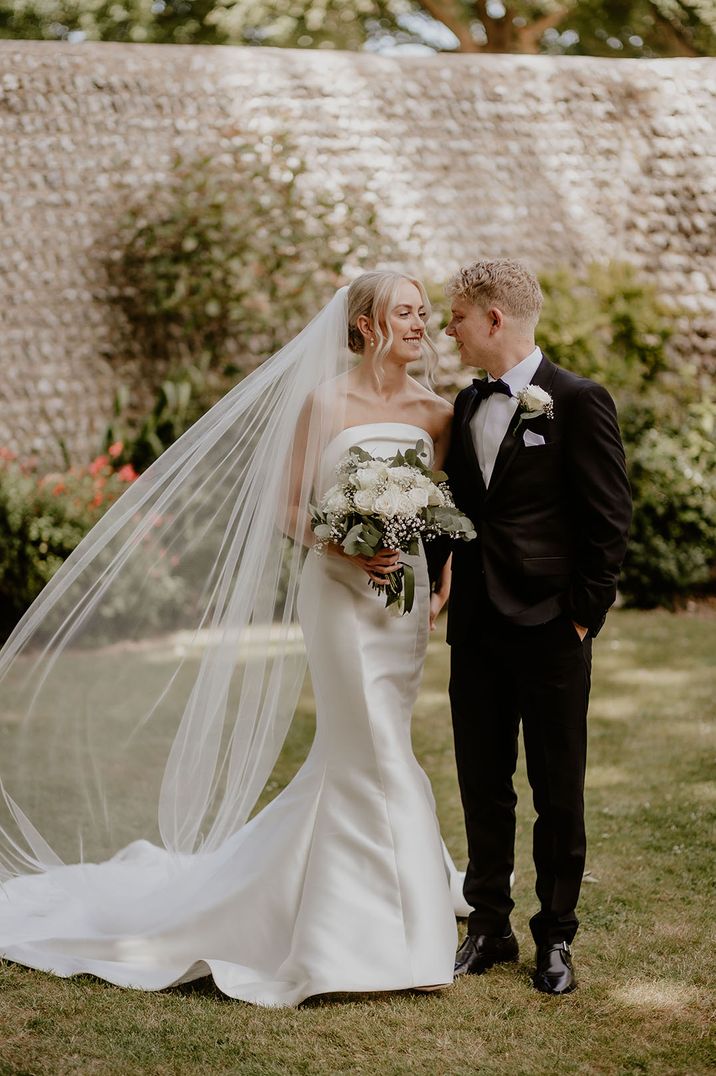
[{"left": 444, "top": 355, "right": 632, "bottom": 642}]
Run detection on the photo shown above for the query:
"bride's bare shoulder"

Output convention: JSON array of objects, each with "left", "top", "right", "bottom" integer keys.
[{"left": 407, "top": 377, "right": 453, "bottom": 434}]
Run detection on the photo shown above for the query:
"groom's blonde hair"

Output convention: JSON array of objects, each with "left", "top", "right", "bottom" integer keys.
[{"left": 446, "top": 259, "right": 543, "bottom": 328}]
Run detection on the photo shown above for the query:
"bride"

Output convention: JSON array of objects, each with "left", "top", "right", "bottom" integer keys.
[{"left": 0, "top": 271, "right": 467, "bottom": 1007}]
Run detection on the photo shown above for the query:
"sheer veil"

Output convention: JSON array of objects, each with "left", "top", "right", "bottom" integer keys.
[{"left": 0, "top": 287, "right": 352, "bottom": 880}]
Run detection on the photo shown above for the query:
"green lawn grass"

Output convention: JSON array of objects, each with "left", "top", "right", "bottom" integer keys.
[{"left": 1, "top": 609, "right": 714, "bottom": 1076}]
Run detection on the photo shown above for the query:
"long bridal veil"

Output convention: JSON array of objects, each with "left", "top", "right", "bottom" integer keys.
[{"left": 0, "top": 287, "right": 352, "bottom": 881}]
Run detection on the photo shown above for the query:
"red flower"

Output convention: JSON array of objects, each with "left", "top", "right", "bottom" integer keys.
[
  {"left": 52, "top": 482, "right": 66, "bottom": 496},
  {"left": 117, "top": 463, "right": 138, "bottom": 483},
  {"left": 91, "top": 493, "right": 104, "bottom": 508},
  {"left": 108, "top": 440, "right": 124, "bottom": 459},
  {"left": 89, "top": 455, "right": 109, "bottom": 476}
]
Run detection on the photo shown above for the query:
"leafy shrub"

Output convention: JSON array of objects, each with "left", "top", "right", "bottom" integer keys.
[
  {"left": 537, "top": 260, "right": 689, "bottom": 445},
  {"left": 621, "top": 401, "right": 716, "bottom": 608},
  {"left": 537, "top": 261, "right": 673, "bottom": 390},
  {"left": 102, "top": 370, "right": 218, "bottom": 474},
  {"left": 0, "top": 440, "right": 307, "bottom": 641},
  {"left": 0, "top": 447, "right": 145, "bottom": 637},
  {"left": 539, "top": 265, "right": 715, "bottom": 607}
]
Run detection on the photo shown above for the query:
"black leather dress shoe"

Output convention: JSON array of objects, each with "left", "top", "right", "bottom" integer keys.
[
  {"left": 454, "top": 931, "right": 519, "bottom": 977},
  {"left": 533, "top": 941, "right": 577, "bottom": 994}
]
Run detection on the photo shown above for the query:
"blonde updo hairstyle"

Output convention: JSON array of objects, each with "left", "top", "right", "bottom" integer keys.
[{"left": 346, "top": 271, "right": 439, "bottom": 386}]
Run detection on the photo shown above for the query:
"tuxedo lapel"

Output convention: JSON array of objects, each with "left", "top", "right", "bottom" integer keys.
[
  {"left": 528, "top": 353, "right": 559, "bottom": 398},
  {"left": 485, "top": 356, "right": 558, "bottom": 501},
  {"left": 460, "top": 384, "right": 487, "bottom": 496}
]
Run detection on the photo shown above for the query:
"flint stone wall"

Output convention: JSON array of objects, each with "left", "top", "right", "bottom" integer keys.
[{"left": 1, "top": 42, "right": 715, "bottom": 464}]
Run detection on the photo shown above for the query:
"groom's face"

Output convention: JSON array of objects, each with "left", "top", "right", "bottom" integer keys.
[{"left": 445, "top": 298, "right": 493, "bottom": 368}]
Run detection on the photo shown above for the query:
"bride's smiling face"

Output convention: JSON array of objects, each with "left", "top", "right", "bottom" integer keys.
[{"left": 383, "top": 281, "right": 427, "bottom": 366}]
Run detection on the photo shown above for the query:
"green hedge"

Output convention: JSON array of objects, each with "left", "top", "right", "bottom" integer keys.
[
  {"left": 620, "top": 402, "right": 716, "bottom": 607},
  {"left": 536, "top": 263, "right": 714, "bottom": 608}
]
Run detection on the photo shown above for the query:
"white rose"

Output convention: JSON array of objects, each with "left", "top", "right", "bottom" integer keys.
[
  {"left": 388, "top": 466, "right": 414, "bottom": 484},
  {"left": 383, "top": 474, "right": 406, "bottom": 495},
  {"left": 427, "top": 486, "right": 445, "bottom": 506},
  {"left": 407, "top": 486, "right": 429, "bottom": 509},
  {"left": 325, "top": 490, "right": 350, "bottom": 515},
  {"left": 352, "top": 462, "right": 387, "bottom": 489},
  {"left": 517, "top": 384, "right": 553, "bottom": 416},
  {"left": 373, "top": 487, "right": 401, "bottom": 518},
  {"left": 397, "top": 492, "right": 419, "bottom": 515},
  {"left": 354, "top": 489, "right": 376, "bottom": 513}
]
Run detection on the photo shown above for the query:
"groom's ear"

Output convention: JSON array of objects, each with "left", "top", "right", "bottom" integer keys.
[{"left": 487, "top": 307, "right": 504, "bottom": 334}]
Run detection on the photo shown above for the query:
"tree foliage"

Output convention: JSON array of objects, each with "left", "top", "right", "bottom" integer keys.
[
  {"left": 0, "top": 0, "right": 230, "bottom": 44},
  {"left": 1, "top": 0, "right": 714, "bottom": 56}
]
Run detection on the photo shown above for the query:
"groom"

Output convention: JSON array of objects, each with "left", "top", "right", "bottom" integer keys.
[{"left": 442, "top": 259, "right": 632, "bottom": 994}]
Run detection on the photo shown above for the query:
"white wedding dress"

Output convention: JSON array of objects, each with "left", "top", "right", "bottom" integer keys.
[{"left": 0, "top": 422, "right": 466, "bottom": 1007}]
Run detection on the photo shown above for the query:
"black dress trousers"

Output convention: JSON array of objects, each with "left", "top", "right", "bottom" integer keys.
[{"left": 449, "top": 594, "right": 592, "bottom": 947}]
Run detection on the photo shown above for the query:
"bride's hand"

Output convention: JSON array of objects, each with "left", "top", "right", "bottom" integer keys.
[
  {"left": 358, "top": 550, "right": 402, "bottom": 585},
  {"left": 329, "top": 545, "right": 401, "bottom": 585}
]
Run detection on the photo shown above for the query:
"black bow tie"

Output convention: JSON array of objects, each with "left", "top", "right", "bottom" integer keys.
[{"left": 473, "top": 377, "right": 512, "bottom": 402}]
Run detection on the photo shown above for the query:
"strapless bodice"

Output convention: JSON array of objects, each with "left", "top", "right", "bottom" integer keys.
[{"left": 318, "top": 422, "right": 434, "bottom": 496}]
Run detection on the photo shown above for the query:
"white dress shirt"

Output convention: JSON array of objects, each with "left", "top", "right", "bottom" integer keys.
[{"left": 470, "top": 347, "right": 543, "bottom": 486}]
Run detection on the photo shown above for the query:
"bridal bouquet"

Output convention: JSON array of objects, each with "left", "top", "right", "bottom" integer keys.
[{"left": 310, "top": 440, "right": 476, "bottom": 614}]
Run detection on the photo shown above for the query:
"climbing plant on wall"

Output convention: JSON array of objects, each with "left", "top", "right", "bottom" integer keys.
[
  {"left": 113, "top": 131, "right": 387, "bottom": 373},
  {"left": 104, "top": 129, "right": 392, "bottom": 470}
]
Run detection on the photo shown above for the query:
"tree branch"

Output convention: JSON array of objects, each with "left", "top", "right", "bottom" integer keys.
[
  {"left": 417, "top": 0, "right": 482, "bottom": 51},
  {"left": 647, "top": 2, "right": 700, "bottom": 55},
  {"left": 470, "top": 0, "right": 512, "bottom": 51},
  {"left": 518, "top": 5, "right": 570, "bottom": 52}
]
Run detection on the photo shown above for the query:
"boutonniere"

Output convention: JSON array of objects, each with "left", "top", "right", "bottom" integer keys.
[{"left": 514, "top": 385, "right": 554, "bottom": 434}]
